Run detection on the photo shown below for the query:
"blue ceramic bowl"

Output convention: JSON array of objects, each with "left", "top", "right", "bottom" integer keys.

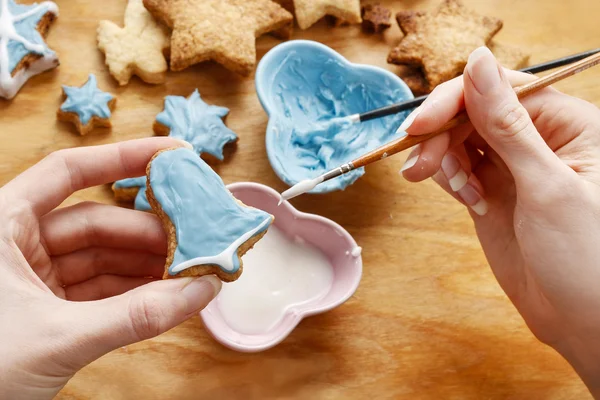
[{"left": 256, "top": 40, "right": 414, "bottom": 194}]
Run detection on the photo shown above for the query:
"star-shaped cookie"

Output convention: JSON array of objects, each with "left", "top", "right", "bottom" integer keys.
[
  {"left": 97, "top": 0, "right": 170, "bottom": 85},
  {"left": 0, "top": 0, "right": 59, "bottom": 99},
  {"left": 142, "top": 0, "right": 293, "bottom": 76},
  {"left": 388, "top": 0, "right": 502, "bottom": 89},
  {"left": 396, "top": 41, "right": 529, "bottom": 95},
  {"left": 153, "top": 89, "right": 238, "bottom": 162},
  {"left": 293, "top": 0, "right": 361, "bottom": 29},
  {"left": 361, "top": 3, "right": 391, "bottom": 33},
  {"left": 57, "top": 74, "right": 116, "bottom": 135}
]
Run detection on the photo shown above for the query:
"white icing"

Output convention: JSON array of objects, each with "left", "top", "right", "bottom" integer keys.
[
  {"left": 216, "top": 225, "right": 334, "bottom": 335},
  {"left": 0, "top": 0, "right": 58, "bottom": 99},
  {"left": 280, "top": 175, "right": 324, "bottom": 202},
  {"left": 169, "top": 218, "right": 272, "bottom": 274},
  {"left": 351, "top": 246, "right": 362, "bottom": 257}
]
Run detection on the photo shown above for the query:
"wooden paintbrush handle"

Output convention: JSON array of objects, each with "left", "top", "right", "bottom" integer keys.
[
  {"left": 353, "top": 113, "right": 470, "bottom": 169},
  {"left": 352, "top": 51, "right": 600, "bottom": 170}
]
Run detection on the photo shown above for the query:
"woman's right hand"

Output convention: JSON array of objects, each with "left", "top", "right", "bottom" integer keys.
[{"left": 400, "top": 46, "right": 600, "bottom": 396}]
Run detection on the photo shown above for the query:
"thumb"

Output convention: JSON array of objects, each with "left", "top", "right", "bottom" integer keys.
[
  {"left": 463, "top": 46, "right": 566, "bottom": 189},
  {"left": 69, "top": 276, "right": 221, "bottom": 364}
]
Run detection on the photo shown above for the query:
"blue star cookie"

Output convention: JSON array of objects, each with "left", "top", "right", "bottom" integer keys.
[
  {"left": 153, "top": 89, "right": 238, "bottom": 161},
  {"left": 0, "top": 0, "right": 59, "bottom": 99},
  {"left": 57, "top": 74, "right": 116, "bottom": 135}
]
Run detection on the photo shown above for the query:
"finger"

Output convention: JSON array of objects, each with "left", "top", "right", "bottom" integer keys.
[
  {"left": 433, "top": 146, "right": 489, "bottom": 216},
  {"left": 65, "top": 275, "right": 158, "bottom": 301},
  {"left": 53, "top": 247, "right": 165, "bottom": 286},
  {"left": 463, "top": 47, "right": 572, "bottom": 189},
  {"left": 65, "top": 276, "right": 221, "bottom": 365},
  {"left": 3, "top": 137, "right": 192, "bottom": 217},
  {"left": 464, "top": 141, "right": 484, "bottom": 171},
  {"left": 399, "top": 65, "right": 556, "bottom": 137},
  {"left": 40, "top": 202, "right": 167, "bottom": 256},
  {"left": 401, "top": 122, "right": 475, "bottom": 182},
  {"left": 400, "top": 131, "right": 449, "bottom": 182}
]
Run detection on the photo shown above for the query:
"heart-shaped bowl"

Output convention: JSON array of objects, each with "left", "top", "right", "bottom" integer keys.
[
  {"left": 200, "top": 182, "right": 362, "bottom": 352},
  {"left": 256, "top": 40, "right": 414, "bottom": 193}
]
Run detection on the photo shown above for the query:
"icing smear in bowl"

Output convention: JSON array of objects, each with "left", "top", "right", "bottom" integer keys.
[
  {"left": 200, "top": 182, "right": 362, "bottom": 352},
  {"left": 256, "top": 40, "right": 414, "bottom": 193}
]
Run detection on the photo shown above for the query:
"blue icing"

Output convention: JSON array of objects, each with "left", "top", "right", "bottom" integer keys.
[
  {"left": 113, "top": 177, "right": 151, "bottom": 211},
  {"left": 60, "top": 74, "right": 113, "bottom": 125},
  {"left": 257, "top": 41, "right": 414, "bottom": 193},
  {"left": 5, "top": 0, "right": 56, "bottom": 73},
  {"left": 156, "top": 89, "right": 237, "bottom": 160},
  {"left": 149, "top": 148, "right": 272, "bottom": 275}
]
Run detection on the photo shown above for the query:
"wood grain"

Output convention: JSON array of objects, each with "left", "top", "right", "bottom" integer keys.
[{"left": 1, "top": 0, "right": 599, "bottom": 399}]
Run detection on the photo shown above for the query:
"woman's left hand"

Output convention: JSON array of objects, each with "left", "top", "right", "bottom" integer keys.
[{"left": 0, "top": 138, "right": 221, "bottom": 400}]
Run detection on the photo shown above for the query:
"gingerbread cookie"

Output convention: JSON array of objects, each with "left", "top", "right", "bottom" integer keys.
[
  {"left": 97, "top": 0, "right": 170, "bottom": 85},
  {"left": 293, "top": 0, "right": 361, "bottom": 29},
  {"left": 0, "top": 0, "right": 59, "bottom": 100},
  {"left": 142, "top": 0, "right": 293, "bottom": 76},
  {"left": 388, "top": 0, "right": 502, "bottom": 89},
  {"left": 361, "top": 3, "right": 391, "bottom": 33},
  {"left": 396, "top": 41, "right": 529, "bottom": 95},
  {"left": 489, "top": 41, "right": 530, "bottom": 70},
  {"left": 145, "top": 147, "right": 274, "bottom": 282},
  {"left": 153, "top": 89, "right": 238, "bottom": 162},
  {"left": 57, "top": 74, "right": 116, "bottom": 135}
]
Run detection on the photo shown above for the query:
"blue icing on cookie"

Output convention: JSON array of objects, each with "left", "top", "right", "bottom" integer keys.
[
  {"left": 4, "top": 0, "right": 57, "bottom": 73},
  {"left": 60, "top": 74, "right": 113, "bottom": 125},
  {"left": 156, "top": 89, "right": 237, "bottom": 160},
  {"left": 113, "top": 177, "right": 151, "bottom": 211},
  {"left": 256, "top": 41, "right": 414, "bottom": 193},
  {"left": 149, "top": 148, "right": 272, "bottom": 275}
]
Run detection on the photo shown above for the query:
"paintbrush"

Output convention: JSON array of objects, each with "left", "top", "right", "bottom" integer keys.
[
  {"left": 334, "top": 48, "right": 600, "bottom": 125},
  {"left": 280, "top": 50, "right": 600, "bottom": 201}
]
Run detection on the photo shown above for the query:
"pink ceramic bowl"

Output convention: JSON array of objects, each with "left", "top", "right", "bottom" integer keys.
[{"left": 200, "top": 182, "right": 362, "bottom": 352}]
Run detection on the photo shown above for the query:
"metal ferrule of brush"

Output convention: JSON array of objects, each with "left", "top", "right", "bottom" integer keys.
[{"left": 322, "top": 162, "right": 354, "bottom": 181}]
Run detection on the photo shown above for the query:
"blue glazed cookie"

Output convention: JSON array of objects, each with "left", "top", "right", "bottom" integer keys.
[
  {"left": 57, "top": 74, "right": 116, "bottom": 135},
  {"left": 153, "top": 89, "right": 238, "bottom": 162},
  {"left": 0, "top": 0, "right": 59, "bottom": 99},
  {"left": 145, "top": 147, "right": 274, "bottom": 282}
]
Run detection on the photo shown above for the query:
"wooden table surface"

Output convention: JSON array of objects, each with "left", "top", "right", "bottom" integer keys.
[{"left": 2, "top": 0, "right": 599, "bottom": 398}]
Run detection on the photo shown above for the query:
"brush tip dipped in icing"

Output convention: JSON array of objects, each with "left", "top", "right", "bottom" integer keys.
[{"left": 280, "top": 175, "right": 324, "bottom": 202}]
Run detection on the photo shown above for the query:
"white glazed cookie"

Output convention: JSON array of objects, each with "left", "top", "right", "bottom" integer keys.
[
  {"left": 0, "top": 0, "right": 59, "bottom": 100},
  {"left": 97, "top": 0, "right": 169, "bottom": 85}
]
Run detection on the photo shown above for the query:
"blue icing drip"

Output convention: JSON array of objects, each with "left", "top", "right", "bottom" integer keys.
[
  {"left": 114, "top": 176, "right": 151, "bottom": 211},
  {"left": 263, "top": 46, "right": 412, "bottom": 193},
  {"left": 60, "top": 74, "right": 113, "bottom": 125},
  {"left": 5, "top": 0, "right": 55, "bottom": 73},
  {"left": 149, "top": 148, "right": 271, "bottom": 275},
  {"left": 156, "top": 89, "right": 237, "bottom": 160}
]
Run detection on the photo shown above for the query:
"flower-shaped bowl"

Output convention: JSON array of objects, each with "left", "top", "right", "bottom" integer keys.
[
  {"left": 255, "top": 40, "right": 414, "bottom": 193},
  {"left": 200, "top": 182, "right": 362, "bottom": 352}
]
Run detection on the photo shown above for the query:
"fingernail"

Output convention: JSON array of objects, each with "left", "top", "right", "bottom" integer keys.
[
  {"left": 466, "top": 46, "right": 502, "bottom": 94},
  {"left": 397, "top": 106, "right": 421, "bottom": 133},
  {"left": 181, "top": 276, "right": 222, "bottom": 313},
  {"left": 457, "top": 184, "right": 489, "bottom": 216},
  {"left": 441, "top": 154, "right": 468, "bottom": 191},
  {"left": 400, "top": 144, "right": 421, "bottom": 172},
  {"left": 175, "top": 139, "right": 194, "bottom": 150}
]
